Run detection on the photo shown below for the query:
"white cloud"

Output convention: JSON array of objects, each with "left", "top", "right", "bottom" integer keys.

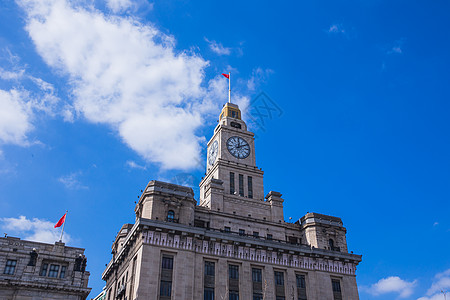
[
  {"left": 327, "top": 24, "right": 346, "bottom": 34},
  {"left": 1, "top": 215, "right": 71, "bottom": 244},
  {"left": 106, "top": 0, "right": 133, "bottom": 13},
  {"left": 126, "top": 160, "right": 146, "bottom": 170},
  {"left": 0, "top": 62, "right": 61, "bottom": 149},
  {"left": 58, "top": 171, "right": 88, "bottom": 190},
  {"left": 246, "top": 67, "right": 274, "bottom": 91},
  {"left": 418, "top": 294, "right": 448, "bottom": 300},
  {"left": 424, "top": 269, "right": 450, "bottom": 297},
  {"left": 18, "top": 0, "right": 250, "bottom": 170},
  {"left": 205, "top": 38, "right": 232, "bottom": 55},
  {"left": 0, "top": 89, "right": 33, "bottom": 146},
  {"left": 0, "top": 67, "right": 25, "bottom": 80},
  {"left": 388, "top": 38, "right": 405, "bottom": 55},
  {"left": 106, "top": 0, "right": 153, "bottom": 14},
  {"left": 365, "top": 276, "right": 416, "bottom": 298}
]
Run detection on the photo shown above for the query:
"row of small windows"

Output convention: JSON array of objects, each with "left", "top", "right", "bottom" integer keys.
[
  {"left": 3, "top": 259, "right": 67, "bottom": 279},
  {"left": 40, "top": 263, "right": 67, "bottom": 278},
  {"left": 202, "top": 262, "right": 321, "bottom": 300},
  {"left": 156, "top": 256, "right": 342, "bottom": 300},
  {"left": 230, "top": 172, "right": 253, "bottom": 198}
]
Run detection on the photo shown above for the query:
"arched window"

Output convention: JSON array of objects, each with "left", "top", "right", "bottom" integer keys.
[
  {"left": 167, "top": 210, "right": 175, "bottom": 222},
  {"left": 329, "top": 239, "right": 334, "bottom": 248}
]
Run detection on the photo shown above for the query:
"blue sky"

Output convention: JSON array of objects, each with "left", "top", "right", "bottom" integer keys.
[{"left": 1, "top": 0, "right": 449, "bottom": 299}]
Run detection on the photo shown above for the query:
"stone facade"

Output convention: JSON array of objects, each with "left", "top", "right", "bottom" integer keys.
[
  {"left": 102, "top": 102, "right": 362, "bottom": 300},
  {"left": 0, "top": 236, "right": 91, "bottom": 300}
]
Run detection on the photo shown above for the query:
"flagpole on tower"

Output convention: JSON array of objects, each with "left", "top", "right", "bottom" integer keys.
[{"left": 228, "top": 72, "right": 231, "bottom": 103}]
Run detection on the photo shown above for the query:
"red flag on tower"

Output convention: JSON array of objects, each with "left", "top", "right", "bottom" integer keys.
[
  {"left": 221, "top": 73, "right": 229, "bottom": 79},
  {"left": 54, "top": 213, "right": 67, "bottom": 228}
]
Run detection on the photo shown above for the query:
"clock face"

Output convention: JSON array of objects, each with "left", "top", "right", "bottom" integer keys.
[
  {"left": 208, "top": 140, "right": 218, "bottom": 165},
  {"left": 226, "top": 136, "right": 250, "bottom": 159}
]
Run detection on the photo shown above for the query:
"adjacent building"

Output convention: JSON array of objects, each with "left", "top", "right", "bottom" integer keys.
[
  {"left": 102, "top": 102, "right": 362, "bottom": 300},
  {"left": 0, "top": 236, "right": 91, "bottom": 300}
]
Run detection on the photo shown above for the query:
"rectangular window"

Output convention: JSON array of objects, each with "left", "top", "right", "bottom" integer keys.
[
  {"left": 229, "top": 291, "right": 239, "bottom": 300},
  {"left": 248, "top": 176, "right": 253, "bottom": 199},
  {"left": 332, "top": 279, "right": 342, "bottom": 300},
  {"left": 276, "top": 297, "right": 285, "bottom": 300},
  {"left": 204, "top": 288, "right": 214, "bottom": 300},
  {"left": 40, "top": 263, "right": 48, "bottom": 276},
  {"left": 267, "top": 234, "right": 273, "bottom": 240},
  {"left": 289, "top": 236, "right": 298, "bottom": 245},
  {"left": 332, "top": 280, "right": 341, "bottom": 292},
  {"left": 253, "top": 294, "right": 263, "bottom": 300},
  {"left": 3, "top": 260, "right": 16, "bottom": 275},
  {"left": 229, "top": 265, "right": 239, "bottom": 279},
  {"left": 204, "top": 261, "right": 215, "bottom": 276},
  {"left": 160, "top": 280, "right": 172, "bottom": 296},
  {"left": 224, "top": 226, "right": 231, "bottom": 233},
  {"left": 239, "top": 174, "right": 244, "bottom": 196},
  {"left": 48, "top": 264, "right": 60, "bottom": 278},
  {"left": 297, "top": 274, "right": 307, "bottom": 300},
  {"left": 252, "top": 268, "right": 262, "bottom": 282},
  {"left": 297, "top": 274, "right": 306, "bottom": 288},
  {"left": 60, "top": 266, "right": 67, "bottom": 278},
  {"left": 161, "top": 256, "right": 173, "bottom": 269},
  {"left": 230, "top": 172, "right": 235, "bottom": 194},
  {"left": 253, "top": 231, "right": 259, "bottom": 238},
  {"left": 274, "top": 271, "right": 284, "bottom": 285},
  {"left": 239, "top": 229, "right": 245, "bottom": 236}
]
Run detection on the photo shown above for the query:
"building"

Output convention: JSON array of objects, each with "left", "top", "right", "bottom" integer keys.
[
  {"left": 102, "top": 102, "right": 362, "bottom": 300},
  {"left": 0, "top": 236, "right": 91, "bottom": 300}
]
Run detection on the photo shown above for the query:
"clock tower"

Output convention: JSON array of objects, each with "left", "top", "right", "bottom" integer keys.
[{"left": 199, "top": 102, "right": 283, "bottom": 222}]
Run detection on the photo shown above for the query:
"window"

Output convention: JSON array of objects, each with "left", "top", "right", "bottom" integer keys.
[
  {"left": 232, "top": 111, "right": 237, "bottom": 118},
  {"left": 167, "top": 210, "right": 175, "bottom": 221},
  {"left": 160, "top": 280, "right": 172, "bottom": 296},
  {"left": 224, "top": 226, "right": 231, "bottom": 233},
  {"left": 230, "top": 172, "right": 235, "bottom": 194},
  {"left": 60, "top": 266, "right": 67, "bottom": 278},
  {"left": 276, "top": 297, "right": 285, "bottom": 300},
  {"left": 274, "top": 271, "right": 284, "bottom": 285},
  {"left": 229, "top": 265, "right": 239, "bottom": 279},
  {"left": 289, "top": 236, "right": 298, "bottom": 245},
  {"left": 297, "top": 274, "right": 307, "bottom": 300},
  {"left": 229, "top": 291, "right": 239, "bottom": 300},
  {"left": 204, "top": 287, "right": 214, "bottom": 300},
  {"left": 297, "top": 274, "right": 306, "bottom": 289},
  {"left": 332, "top": 280, "right": 341, "bottom": 293},
  {"left": 231, "top": 122, "right": 242, "bottom": 129},
  {"left": 252, "top": 268, "right": 262, "bottom": 282},
  {"left": 239, "top": 174, "right": 244, "bottom": 196},
  {"left": 48, "top": 264, "right": 60, "bottom": 277},
  {"left": 253, "top": 231, "right": 259, "bottom": 238},
  {"left": 329, "top": 239, "right": 334, "bottom": 248},
  {"left": 161, "top": 256, "right": 173, "bottom": 269},
  {"left": 204, "top": 261, "right": 215, "bottom": 276},
  {"left": 248, "top": 176, "right": 253, "bottom": 198},
  {"left": 3, "top": 260, "right": 16, "bottom": 275},
  {"left": 40, "top": 263, "right": 48, "bottom": 276},
  {"left": 253, "top": 294, "right": 263, "bottom": 300},
  {"left": 267, "top": 234, "right": 273, "bottom": 240},
  {"left": 239, "top": 229, "right": 245, "bottom": 236}
]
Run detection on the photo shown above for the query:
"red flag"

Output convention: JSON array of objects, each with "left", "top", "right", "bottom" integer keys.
[
  {"left": 222, "top": 73, "right": 229, "bottom": 79},
  {"left": 54, "top": 213, "right": 66, "bottom": 228}
]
